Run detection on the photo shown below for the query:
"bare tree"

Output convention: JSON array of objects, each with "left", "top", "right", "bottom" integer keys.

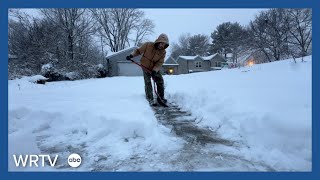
[
  {"left": 40, "top": 9, "right": 95, "bottom": 61},
  {"left": 9, "top": 9, "right": 104, "bottom": 80},
  {"left": 9, "top": 9, "right": 60, "bottom": 72},
  {"left": 91, "top": 8, "right": 154, "bottom": 52},
  {"left": 249, "top": 9, "right": 291, "bottom": 62},
  {"left": 170, "top": 33, "right": 191, "bottom": 59},
  {"left": 132, "top": 19, "right": 155, "bottom": 46},
  {"left": 286, "top": 9, "right": 312, "bottom": 60}
]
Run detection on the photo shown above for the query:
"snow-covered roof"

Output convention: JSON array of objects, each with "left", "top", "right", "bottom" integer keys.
[
  {"left": 163, "top": 64, "right": 179, "bottom": 66},
  {"left": 237, "top": 54, "right": 253, "bottom": 63},
  {"left": 202, "top": 53, "right": 219, "bottom": 60},
  {"left": 226, "top": 53, "right": 233, "bottom": 58},
  {"left": 178, "top": 55, "right": 216, "bottom": 61},
  {"left": 106, "top": 47, "right": 137, "bottom": 59},
  {"left": 9, "top": 54, "right": 18, "bottom": 59},
  {"left": 164, "top": 56, "right": 178, "bottom": 65},
  {"left": 178, "top": 55, "right": 206, "bottom": 61},
  {"left": 179, "top": 55, "right": 198, "bottom": 60}
]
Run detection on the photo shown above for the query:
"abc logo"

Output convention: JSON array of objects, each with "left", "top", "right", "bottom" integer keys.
[{"left": 68, "top": 153, "right": 82, "bottom": 168}]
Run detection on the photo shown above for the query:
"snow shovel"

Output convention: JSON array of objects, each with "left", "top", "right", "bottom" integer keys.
[{"left": 128, "top": 58, "right": 168, "bottom": 107}]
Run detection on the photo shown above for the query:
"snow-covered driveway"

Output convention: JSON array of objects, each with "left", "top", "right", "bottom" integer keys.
[{"left": 9, "top": 57, "right": 311, "bottom": 171}]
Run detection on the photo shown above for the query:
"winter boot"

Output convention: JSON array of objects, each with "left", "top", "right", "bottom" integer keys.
[
  {"left": 157, "top": 97, "right": 168, "bottom": 107},
  {"left": 157, "top": 97, "right": 167, "bottom": 103},
  {"left": 148, "top": 99, "right": 158, "bottom": 106}
]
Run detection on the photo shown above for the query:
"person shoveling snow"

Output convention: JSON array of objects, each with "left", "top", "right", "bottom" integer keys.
[{"left": 126, "top": 33, "right": 170, "bottom": 107}]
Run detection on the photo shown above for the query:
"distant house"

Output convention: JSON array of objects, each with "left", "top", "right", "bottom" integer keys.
[
  {"left": 105, "top": 47, "right": 143, "bottom": 76},
  {"left": 176, "top": 55, "right": 210, "bottom": 74},
  {"left": 162, "top": 56, "right": 179, "bottom": 75},
  {"left": 176, "top": 54, "right": 226, "bottom": 74},
  {"left": 203, "top": 53, "right": 227, "bottom": 70},
  {"left": 236, "top": 51, "right": 268, "bottom": 67}
]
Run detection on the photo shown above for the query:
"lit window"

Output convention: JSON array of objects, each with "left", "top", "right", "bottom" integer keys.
[{"left": 248, "top": 61, "right": 254, "bottom": 66}]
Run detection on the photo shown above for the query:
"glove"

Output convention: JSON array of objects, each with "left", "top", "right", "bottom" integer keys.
[
  {"left": 126, "top": 54, "right": 133, "bottom": 60},
  {"left": 151, "top": 70, "right": 157, "bottom": 78}
]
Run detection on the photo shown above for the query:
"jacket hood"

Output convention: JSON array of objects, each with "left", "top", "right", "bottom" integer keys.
[{"left": 155, "top": 33, "right": 169, "bottom": 49}]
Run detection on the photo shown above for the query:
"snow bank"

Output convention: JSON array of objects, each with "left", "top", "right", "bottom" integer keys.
[
  {"left": 8, "top": 77, "right": 182, "bottom": 171},
  {"left": 165, "top": 56, "right": 312, "bottom": 171}
]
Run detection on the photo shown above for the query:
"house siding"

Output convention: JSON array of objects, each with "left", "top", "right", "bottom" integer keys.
[
  {"left": 187, "top": 57, "right": 211, "bottom": 72},
  {"left": 210, "top": 55, "right": 226, "bottom": 67},
  {"left": 177, "top": 56, "right": 211, "bottom": 74},
  {"left": 176, "top": 58, "right": 189, "bottom": 74},
  {"left": 106, "top": 48, "right": 142, "bottom": 76}
]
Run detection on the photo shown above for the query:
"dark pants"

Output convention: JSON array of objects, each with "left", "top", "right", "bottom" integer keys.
[{"left": 143, "top": 70, "right": 164, "bottom": 102}]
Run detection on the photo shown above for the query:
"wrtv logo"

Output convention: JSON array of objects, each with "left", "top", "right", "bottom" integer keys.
[{"left": 13, "top": 154, "right": 58, "bottom": 167}]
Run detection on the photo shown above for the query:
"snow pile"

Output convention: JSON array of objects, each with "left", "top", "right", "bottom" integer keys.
[
  {"left": 165, "top": 56, "right": 311, "bottom": 171},
  {"left": 8, "top": 77, "right": 182, "bottom": 171},
  {"left": 28, "top": 75, "right": 48, "bottom": 83},
  {"left": 40, "top": 63, "right": 53, "bottom": 74},
  {"left": 65, "top": 72, "right": 79, "bottom": 80}
]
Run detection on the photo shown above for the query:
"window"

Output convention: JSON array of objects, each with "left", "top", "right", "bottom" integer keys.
[
  {"left": 195, "top": 61, "right": 202, "bottom": 68},
  {"left": 215, "top": 61, "right": 221, "bottom": 67}
]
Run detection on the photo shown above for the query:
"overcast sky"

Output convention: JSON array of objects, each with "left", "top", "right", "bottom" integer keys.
[
  {"left": 143, "top": 8, "right": 265, "bottom": 48},
  {"left": 20, "top": 8, "right": 266, "bottom": 54}
]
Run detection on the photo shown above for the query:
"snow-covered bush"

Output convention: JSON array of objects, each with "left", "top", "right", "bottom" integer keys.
[
  {"left": 96, "top": 64, "right": 107, "bottom": 78},
  {"left": 40, "top": 63, "right": 65, "bottom": 82},
  {"left": 65, "top": 72, "right": 80, "bottom": 81}
]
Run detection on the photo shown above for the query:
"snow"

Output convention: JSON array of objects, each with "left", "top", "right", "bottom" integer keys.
[
  {"left": 106, "top": 46, "right": 137, "bottom": 58},
  {"left": 8, "top": 56, "right": 311, "bottom": 171},
  {"left": 9, "top": 54, "right": 18, "bottom": 59},
  {"left": 202, "top": 53, "right": 218, "bottom": 60},
  {"left": 65, "top": 72, "right": 79, "bottom": 80},
  {"left": 41, "top": 63, "right": 53, "bottom": 70},
  {"left": 165, "top": 56, "right": 312, "bottom": 171},
  {"left": 163, "top": 64, "right": 179, "bottom": 66},
  {"left": 179, "top": 55, "right": 200, "bottom": 60},
  {"left": 179, "top": 55, "right": 215, "bottom": 61},
  {"left": 27, "top": 75, "right": 48, "bottom": 83}
]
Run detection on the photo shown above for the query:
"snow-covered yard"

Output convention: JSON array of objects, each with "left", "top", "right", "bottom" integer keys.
[{"left": 8, "top": 56, "right": 311, "bottom": 171}]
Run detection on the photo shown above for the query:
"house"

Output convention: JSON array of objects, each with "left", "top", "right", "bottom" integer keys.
[
  {"left": 237, "top": 51, "right": 268, "bottom": 67},
  {"left": 105, "top": 47, "right": 143, "bottom": 76},
  {"left": 176, "top": 55, "right": 210, "bottom": 74},
  {"left": 203, "top": 53, "right": 227, "bottom": 70},
  {"left": 176, "top": 54, "right": 226, "bottom": 74},
  {"left": 162, "top": 56, "right": 179, "bottom": 75}
]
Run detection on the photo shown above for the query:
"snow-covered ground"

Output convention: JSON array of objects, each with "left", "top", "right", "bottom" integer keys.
[{"left": 8, "top": 56, "right": 311, "bottom": 171}]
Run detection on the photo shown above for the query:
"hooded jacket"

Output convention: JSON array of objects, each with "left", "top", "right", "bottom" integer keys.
[{"left": 131, "top": 33, "right": 169, "bottom": 72}]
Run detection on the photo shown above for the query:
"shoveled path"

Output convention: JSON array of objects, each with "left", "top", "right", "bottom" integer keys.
[{"left": 35, "top": 103, "right": 274, "bottom": 171}]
